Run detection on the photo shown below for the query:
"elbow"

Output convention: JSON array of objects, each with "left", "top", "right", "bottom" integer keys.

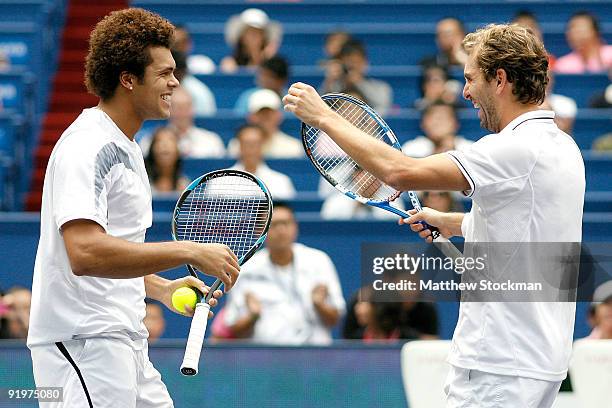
[
  {"left": 381, "top": 159, "right": 418, "bottom": 192},
  {"left": 70, "top": 258, "right": 92, "bottom": 277},
  {"left": 67, "top": 245, "right": 98, "bottom": 277},
  {"left": 383, "top": 169, "right": 411, "bottom": 192}
]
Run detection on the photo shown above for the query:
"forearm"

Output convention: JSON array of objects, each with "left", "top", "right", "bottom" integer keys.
[
  {"left": 67, "top": 229, "right": 195, "bottom": 279},
  {"left": 314, "top": 302, "right": 340, "bottom": 327},
  {"left": 318, "top": 109, "right": 409, "bottom": 186},
  {"left": 442, "top": 212, "right": 465, "bottom": 237},
  {"left": 229, "top": 313, "right": 258, "bottom": 338},
  {"left": 144, "top": 274, "right": 171, "bottom": 302}
]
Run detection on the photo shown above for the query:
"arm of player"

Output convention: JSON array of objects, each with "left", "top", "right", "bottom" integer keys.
[
  {"left": 144, "top": 274, "right": 223, "bottom": 318},
  {"left": 312, "top": 284, "right": 340, "bottom": 327},
  {"left": 62, "top": 219, "right": 239, "bottom": 288},
  {"left": 282, "top": 83, "right": 470, "bottom": 192},
  {"left": 399, "top": 208, "right": 465, "bottom": 242},
  {"left": 227, "top": 292, "right": 261, "bottom": 338}
]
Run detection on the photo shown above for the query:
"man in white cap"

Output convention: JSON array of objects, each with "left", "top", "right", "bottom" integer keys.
[{"left": 228, "top": 88, "right": 303, "bottom": 158}]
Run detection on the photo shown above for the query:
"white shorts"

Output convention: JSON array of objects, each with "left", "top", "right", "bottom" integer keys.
[
  {"left": 30, "top": 337, "right": 173, "bottom": 408},
  {"left": 444, "top": 365, "right": 562, "bottom": 408}
]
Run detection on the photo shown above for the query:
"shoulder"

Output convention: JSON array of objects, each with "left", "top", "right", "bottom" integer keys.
[
  {"left": 54, "top": 112, "right": 111, "bottom": 158},
  {"left": 295, "top": 243, "right": 333, "bottom": 264}
]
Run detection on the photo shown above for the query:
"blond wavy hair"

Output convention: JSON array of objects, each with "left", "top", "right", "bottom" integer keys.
[{"left": 462, "top": 24, "right": 549, "bottom": 105}]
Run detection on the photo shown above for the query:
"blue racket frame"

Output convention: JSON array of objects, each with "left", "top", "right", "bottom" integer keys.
[
  {"left": 302, "top": 93, "right": 440, "bottom": 239},
  {"left": 171, "top": 169, "right": 273, "bottom": 302}
]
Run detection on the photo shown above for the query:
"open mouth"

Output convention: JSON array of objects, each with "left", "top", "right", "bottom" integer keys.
[{"left": 161, "top": 94, "right": 172, "bottom": 105}]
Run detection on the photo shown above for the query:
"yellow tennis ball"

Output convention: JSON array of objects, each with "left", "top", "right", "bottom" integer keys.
[{"left": 172, "top": 287, "right": 198, "bottom": 313}]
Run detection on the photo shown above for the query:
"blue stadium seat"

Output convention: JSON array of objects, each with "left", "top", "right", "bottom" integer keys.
[
  {"left": 195, "top": 71, "right": 610, "bottom": 109},
  {"left": 0, "top": 112, "right": 25, "bottom": 155},
  {"left": 184, "top": 26, "right": 612, "bottom": 67},
  {"left": 0, "top": 70, "right": 35, "bottom": 114},
  {"left": 132, "top": 1, "right": 612, "bottom": 27},
  {"left": 188, "top": 108, "right": 611, "bottom": 150},
  {"left": 181, "top": 155, "right": 612, "bottom": 192}
]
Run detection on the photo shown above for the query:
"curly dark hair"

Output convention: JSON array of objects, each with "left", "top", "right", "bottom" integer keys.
[
  {"left": 462, "top": 24, "right": 549, "bottom": 105},
  {"left": 85, "top": 8, "right": 175, "bottom": 100}
]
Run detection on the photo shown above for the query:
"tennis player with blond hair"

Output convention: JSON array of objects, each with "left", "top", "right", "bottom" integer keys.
[{"left": 284, "top": 24, "right": 584, "bottom": 407}]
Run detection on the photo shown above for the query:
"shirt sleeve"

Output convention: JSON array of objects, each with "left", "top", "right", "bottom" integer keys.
[
  {"left": 446, "top": 136, "right": 536, "bottom": 204},
  {"left": 52, "top": 137, "right": 110, "bottom": 232},
  {"left": 318, "top": 253, "right": 346, "bottom": 316}
]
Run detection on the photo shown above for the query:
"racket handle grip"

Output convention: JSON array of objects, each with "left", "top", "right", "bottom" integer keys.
[
  {"left": 417, "top": 221, "right": 440, "bottom": 240},
  {"left": 180, "top": 302, "right": 211, "bottom": 376}
]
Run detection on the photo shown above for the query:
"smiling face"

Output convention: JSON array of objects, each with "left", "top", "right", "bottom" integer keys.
[
  {"left": 463, "top": 50, "right": 501, "bottom": 132},
  {"left": 131, "top": 46, "right": 178, "bottom": 120}
]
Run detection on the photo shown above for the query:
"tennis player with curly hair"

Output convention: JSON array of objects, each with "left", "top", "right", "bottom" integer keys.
[
  {"left": 284, "top": 24, "right": 584, "bottom": 408},
  {"left": 28, "top": 9, "right": 239, "bottom": 407}
]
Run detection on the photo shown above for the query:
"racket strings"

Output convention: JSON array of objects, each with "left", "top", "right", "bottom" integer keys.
[
  {"left": 174, "top": 175, "right": 270, "bottom": 265},
  {"left": 304, "top": 97, "right": 398, "bottom": 202}
]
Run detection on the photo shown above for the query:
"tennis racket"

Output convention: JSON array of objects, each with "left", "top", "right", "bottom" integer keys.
[
  {"left": 301, "top": 93, "right": 462, "bottom": 259},
  {"left": 171, "top": 169, "right": 273, "bottom": 376}
]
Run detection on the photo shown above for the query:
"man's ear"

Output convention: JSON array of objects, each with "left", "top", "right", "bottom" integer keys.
[
  {"left": 119, "top": 71, "right": 135, "bottom": 91},
  {"left": 495, "top": 68, "right": 508, "bottom": 95}
]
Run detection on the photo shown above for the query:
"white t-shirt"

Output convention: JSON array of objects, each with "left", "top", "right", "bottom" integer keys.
[
  {"left": 446, "top": 110, "right": 585, "bottom": 381},
  {"left": 231, "top": 162, "right": 296, "bottom": 200},
  {"left": 223, "top": 243, "right": 346, "bottom": 345},
  {"left": 402, "top": 135, "right": 473, "bottom": 158},
  {"left": 27, "top": 108, "right": 152, "bottom": 347}
]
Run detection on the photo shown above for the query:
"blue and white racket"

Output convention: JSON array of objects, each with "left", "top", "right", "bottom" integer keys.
[
  {"left": 172, "top": 169, "right": 273, "bottom": 376},
  {"left": 301, "top": 93, "right": 461, "bottom": 257}
]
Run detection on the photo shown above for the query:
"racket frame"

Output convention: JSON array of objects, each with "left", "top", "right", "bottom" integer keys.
[
  {"left": 302, "top": 93, "right": 439, "bottom": 238},
  {"left": 171, "top": 169, "right": 273, "bottom": 375}
]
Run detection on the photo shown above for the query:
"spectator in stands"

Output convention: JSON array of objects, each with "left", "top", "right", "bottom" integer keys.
[
  {"left": 343, "top": 286, "right": 438, "bottom": 341},
  {"left": 228, "top": 89, "right": 303, "bottom": 158},
  {"left": 143, "top": 300, "right": 166, "bottom": 344},
  {"left": 544, "top": 71, "right": 578, "bottom": 135},
  {"left": 0, "top": 50, "right": 9, "bottom": 72},
  {"left": 171, "top": 49, "right": 217, "bottom": 117},
  {"left": 403, "top": 101, "right": 472, "bottom": 157},
  {"left": 321, "top": 39, "right": 393, "bottom": 114},
  {"left": 0, "top": 286, "right": 31, "bottom": 339},
  {"left": 172, "top": 24, "right": 216, "bottom": 74},
  {"left": 321, "top": 168, "right": 407, "bottom": 219},
  {"left": 323, "top": 30, "right": 352, "bottom": 61},
  {"left": 420, "top": 17, "right": 467, "bottom": 69},
  {"left": 144, "top": 127, "right": 189, "bottom": 194},
  {"left": 220, "top": 8, "right": 283, "bottom": 73},
  {"left": 586, "top": 281, "right": 612, "bottom": 340},
  {"left": 554, "top": 11, "right": 612, "bottom": 74},
  {"left": 589, "top": 67, "right": 612, "bottom": 108},
  {"left": 234, "top": 55, "right": 290, "bottom": 114},
  {"left": 231, "top": 124, "right": 296, "bottom": 199},
  {"left": 150, "top": 86, "right": 224, "bottom": 158},
  {"left": 414, "top": 65, "right": 463, "bottom": 111},
  {"left": 421, "top": 191, "right": 457, "bottom": 212},
  {"left": 512, "top": 11, "right": 556, "bottom": 68},
  {"left": 223, "top": 202, "right": 345, "bottom": 345},
  {"left": 592, "top": 133, "right": 612, "bottom": 151}
]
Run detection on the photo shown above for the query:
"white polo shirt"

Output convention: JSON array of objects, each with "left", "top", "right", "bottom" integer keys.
[
  {"left": 27, "top": 107, "right": 152, "bottom": 347},
  {"left": 223, "top": 243, "right": 346, "bottom": 345},
  {"left": 446, "top": 110, "right": 585, "bottom": 381}
]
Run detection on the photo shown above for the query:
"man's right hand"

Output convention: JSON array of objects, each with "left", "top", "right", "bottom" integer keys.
[{"left": 187, "top": 242, "right": 240, "bottom": 291}]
